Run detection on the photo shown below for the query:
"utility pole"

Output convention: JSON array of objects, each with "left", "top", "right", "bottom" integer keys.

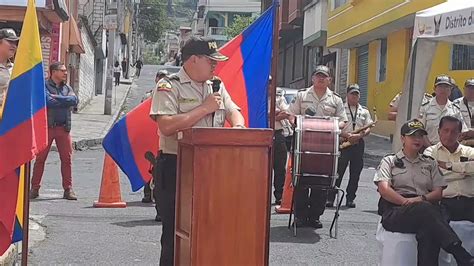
[{"left": 104, "top": 1, "right": 118, "bottom": 115}]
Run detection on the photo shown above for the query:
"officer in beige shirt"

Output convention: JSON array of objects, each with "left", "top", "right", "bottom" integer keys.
[
  {"left": 453, "top": 79, "right": 474, "bottom": 143},
  {"left": 0, "top": 28, "right": 18, "bottom": 116},
  {"left": 418, "top": 75, "right": 467, "bottom": 146},
  {"left": 327, "top": 84, "right": 373, "bottom": 208},
  {"left": 277, "top": 65, "right": 348, "bottom": 229},
  {"left": 424, "top": 116, "right": 474, "bottom": 223},
  {"left": 149, "top": 36, "right": 244, "bottom": 266},
  {"left": 374, "top": 119, "right": 473, "bottom": 265},
  {"left": 272, "top": 88, "right": 292, "bottom": 205}
]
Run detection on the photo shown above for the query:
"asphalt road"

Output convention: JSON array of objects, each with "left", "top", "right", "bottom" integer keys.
[{"left": 28, "top": 65, "right": 381, "bottom": 265}]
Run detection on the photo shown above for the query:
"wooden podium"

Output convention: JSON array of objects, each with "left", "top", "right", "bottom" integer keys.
[{"left": 175, "top": 127, "right": 273, "bottom": 266}]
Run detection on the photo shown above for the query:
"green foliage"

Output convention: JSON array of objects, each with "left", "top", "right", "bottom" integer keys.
[
  {"left": 224, "top": 15, "right": 257, "bottom": 39},
  {"left": 139, "top": 0, "right": 172, "bottom": 42}
]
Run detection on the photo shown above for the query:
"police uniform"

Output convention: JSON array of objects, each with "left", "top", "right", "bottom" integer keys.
[
  {"left": 328, "top": 85, "right": 373, "bottom": 206},
  {"left": 453, "top": 96, "right": 474, "bottom": 129},
  {"left": 287, "top": 66, "right": 348, "bottom": 225},
  {"left": 424, "top": 142, "right": 474, "bottom": 223},
  {"left": 273, "top": 93, "right": 292, "bottom": 204},
  {"left": 419, "top": 97, "right": 467, "bottom": 144},
  {"left": 374, "top": 119, "right": 474, "bottom": 265},
  {"left": 149, "top": 37, "right": 239, "bottom": 266},
  {"left": 0, "top": 60, "right": 12, "bottom": 112}
]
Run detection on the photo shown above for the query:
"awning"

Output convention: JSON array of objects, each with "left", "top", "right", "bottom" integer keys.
[{"left": 68, "top": 16, "right": 85, "bottom": 54}]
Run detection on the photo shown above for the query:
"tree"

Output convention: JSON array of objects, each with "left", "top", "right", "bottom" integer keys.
[
  {"left": 224, "top": 15, "right": 257, "bottom": 39},
  {"left": 139, "top": 0, "right": 172, "bottom": 43}
]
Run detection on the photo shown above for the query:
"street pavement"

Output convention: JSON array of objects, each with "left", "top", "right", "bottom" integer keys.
[{"left": 28, "top": 65, "right": 387, "bottom": 265}]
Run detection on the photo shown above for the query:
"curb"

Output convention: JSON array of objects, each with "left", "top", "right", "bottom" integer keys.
[
  {"left": 72, "top": 84, "right": 133, "bottom": 151},
  {"left": 0, "top": 244, "right": 17, "bottom": 266}
]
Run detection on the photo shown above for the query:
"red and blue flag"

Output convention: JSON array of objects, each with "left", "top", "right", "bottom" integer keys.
[{"left": 102, "top": 98, "right": 158, "bottom": 192}]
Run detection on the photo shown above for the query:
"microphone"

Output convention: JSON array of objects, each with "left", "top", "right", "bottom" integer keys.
[
  {"left": 211, "top": 78, "right": 221, "bottom": 93},
  {"left": 305, "top": 106, "right": 317, "bottom": 116},
  {"left": 211, "top": 78, "right": 221, "bottom": 126}
]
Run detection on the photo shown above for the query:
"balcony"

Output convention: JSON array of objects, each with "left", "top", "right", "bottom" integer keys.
[
  {"left": 288, "top": 0, "right": 303, "bottom": 26},
  {"left": 207, "top": 26, "right": 228, "bottom": 41}
]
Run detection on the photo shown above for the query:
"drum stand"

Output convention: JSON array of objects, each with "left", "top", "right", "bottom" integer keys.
[{"left": 287, "top": 182, "right": 344, "bottom": 239}]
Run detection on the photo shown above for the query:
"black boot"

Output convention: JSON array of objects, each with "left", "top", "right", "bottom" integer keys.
[{"left": 446, "top": 241, "right": 474, "bottom": 266}]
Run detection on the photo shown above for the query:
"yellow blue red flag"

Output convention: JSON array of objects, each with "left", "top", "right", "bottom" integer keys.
[{"left": 0, "top": 0, "right": 47, "bottom": 254}]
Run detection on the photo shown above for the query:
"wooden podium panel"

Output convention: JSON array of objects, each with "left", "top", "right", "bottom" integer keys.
[{"left": 175, "top": 128, "right": 273, "bottom": 266}]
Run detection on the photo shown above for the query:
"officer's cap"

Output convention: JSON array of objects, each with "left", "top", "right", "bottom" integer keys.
[
  {"left": 434, "top": 75, "right": 453, "bottom": 87},
  {"left": 181, "top": 36, "right": 228, "bottom": 62},
  {"left": 401, "top": 119, "right": 428, "bottom": 136},
  {"left": 347, "top": 84, "right": 360, "bottom": 94},
  {"left": 464, "top": 78, "right": 474, "bottom": 88},
  {"left": 312, "top": 65, "right": 330, "bottom": 77},
  {"left": 0, "top": 28, "right": 19, "bottom": 42}
]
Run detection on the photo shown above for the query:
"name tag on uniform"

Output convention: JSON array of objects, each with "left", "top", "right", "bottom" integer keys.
[{"left": 179, "top": 98, "right": 199, "bottom": 104}]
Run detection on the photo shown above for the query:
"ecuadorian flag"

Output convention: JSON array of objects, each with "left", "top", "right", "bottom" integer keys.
[{"left": 0, "top": 0, "right": 47, "bottom": 254}]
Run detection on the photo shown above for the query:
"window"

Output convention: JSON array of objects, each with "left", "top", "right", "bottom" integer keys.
[
  {"left": 332, "top": 0, "right": 348, "bottom": 10},
  {"left": 452, "top": 44, "right": 474, "bottom": 70},
  {"left": 294, "top": 40, "right": 304, "bottom": 80},
  {"left": 378, "top": 38, "right": 387, "bottom": 82}
]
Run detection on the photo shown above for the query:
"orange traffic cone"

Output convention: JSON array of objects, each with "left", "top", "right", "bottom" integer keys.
[
  {"left": 275, "top": 156, "right": 293, "bottom": 214},
  {"left": 93, "top": 154, "right": 127, "bottom": 208}
]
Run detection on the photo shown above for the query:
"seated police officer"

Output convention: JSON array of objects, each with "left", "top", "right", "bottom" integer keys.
[{"left": 374, "top": 119, "right": 474, "bottom": 266}]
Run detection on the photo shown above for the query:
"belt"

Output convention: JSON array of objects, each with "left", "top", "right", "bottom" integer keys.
[{"left": 275, "top": 129, "right": 283, "bottom": 134}]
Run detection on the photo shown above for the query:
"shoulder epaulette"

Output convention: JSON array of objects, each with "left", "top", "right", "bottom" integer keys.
[
  {"left": 421, "top": 154, "right": 435, "bottom": 161},
  {"left": 453, "top": 103, "right": 461, "bottom": 109},
  {"left": 333, "top": 92, "right": 341, "bottom": 97},
  {"left": 422, "top": 101, "right": 430, "bottom": 106},
  {"left": 361, "top": 105, "right": 368, "bottom": 110},
  {"left": 297, "top": 87, "right": 307, "bottom": 92},
  {"left": 168, "top": 74, "right": 180, "bottom": 81},
  {"left": 382, "top": 153, "right": 395, "bottom": 158},
  {"left": 424, "top": 93, "right": 433, "bottom": 98}
]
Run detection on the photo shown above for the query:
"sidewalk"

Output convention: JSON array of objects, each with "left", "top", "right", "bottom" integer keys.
[{"left": 70, "top": 80, "right": 133, "bottom": 150}]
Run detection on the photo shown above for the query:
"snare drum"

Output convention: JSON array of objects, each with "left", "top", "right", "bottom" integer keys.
[{"left": 292, "top": 116, "right": 340, "bottom": 189}]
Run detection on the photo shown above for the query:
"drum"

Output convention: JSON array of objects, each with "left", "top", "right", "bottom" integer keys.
[{"left": 292, "top": 115, "right": 340, "bottom": 189}]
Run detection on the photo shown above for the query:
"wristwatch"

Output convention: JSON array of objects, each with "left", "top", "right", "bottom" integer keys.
[
  {"left": 446, "top": 162, "right": 453, "bottom": 171},
  {"left": 421, "top": 194, "right": 428, "bottom": 201}
]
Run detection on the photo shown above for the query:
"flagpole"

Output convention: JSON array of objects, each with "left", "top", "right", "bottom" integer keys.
[
  {"left": 21, "top": 162, "right": 31, "bottom": 266},
  {"left": 269, "top": 0, "right": 280, "bottom": 130}
]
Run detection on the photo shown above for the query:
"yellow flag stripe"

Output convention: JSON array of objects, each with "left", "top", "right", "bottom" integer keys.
[{"left": 15, "top": 164, "right": 25, "bottom": 225}]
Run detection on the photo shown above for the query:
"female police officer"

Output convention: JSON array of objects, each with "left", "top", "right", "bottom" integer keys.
[{"left": 374, "top": 119, "right": 474, "bottom": 266}]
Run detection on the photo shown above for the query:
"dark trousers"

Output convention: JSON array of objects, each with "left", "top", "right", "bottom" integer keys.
[
  {"left": 136, "top": 67, "right": 141, "bottom": 77},
  {"left": 381, "top": 201, "right": 461, "bottom": 266},
  {"left": 328, "top": 140, "right": 364, "bottom": 202},
  {"left": 441, "top": 197, "right": 474, "bottom": 222},
  {"left": 144, "top": 181, "right": 152, "bottom": 198},
  {"left": 295, "top": 187, "right": 327, "bottom": 221},
  {"left": 155, "top": 153, "right": 177, "bottom": 266},
  {"left": 114, "top": 72, "right": 120, "bottom": 86},
  {"left": 273, "top": 130, "right": 287, "bottom": 201}
]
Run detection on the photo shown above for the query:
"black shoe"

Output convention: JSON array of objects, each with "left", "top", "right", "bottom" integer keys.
[
  {"left": 308, "top": 220, "right": 323, "bottom": 229},
  {"left": 346, "top": 200, "right": 356, "bottom": 208},
  {"left": 325, "top": 200, "right": 334, "bottom": 208},
  {"left": 155, "top": 214, "right": 162, "bottom": 222},
  {"left": 142, "top": 196, "right": 152, "bottom": 203},
  {"left": 274, "top": 199, "right": 282, "bottom": 205}
]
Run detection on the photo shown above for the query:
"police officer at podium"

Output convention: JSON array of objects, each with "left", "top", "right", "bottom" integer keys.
[{"left": 150, "top": 36, "right": 244, "bottom": 265}]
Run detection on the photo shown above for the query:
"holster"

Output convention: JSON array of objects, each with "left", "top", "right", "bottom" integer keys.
[{"left": 152, "top": 151, "right": 166, "bottom": 189}]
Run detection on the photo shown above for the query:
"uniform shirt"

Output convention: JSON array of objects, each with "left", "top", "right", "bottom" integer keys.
[
  {"left": 288, "top": 86, "right": 348, "bottom": 123},
  {"left": 274, "top": 94, "right": 293, "bottom": 137},
  {"left": 424, "top": 143, "right": 474, "bottom": 198},
  {"left": 0, "top": 61, "right": 13, "bottom": 112},
  {"left": 341, "top": 102, "right": 373, "bottom": 135},
  {"left": 453, "top": 97, "right": 474, "bottom": 128},
  {"left": 150, "top": 68, "right": 240, "bottom": 155},
  {"left": 373, "top": 150, "right": 447, "bottom": 196},
  {"left": 389, "top": 92, "right": 432, "bottom": 108},
  {"left": 418, "top": 97, "right": 467, "bottom": 144}
]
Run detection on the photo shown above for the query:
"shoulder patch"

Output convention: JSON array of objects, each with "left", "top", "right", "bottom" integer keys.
[{"left": 157, "top": 80, "right": 172, "bottom": 92}]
